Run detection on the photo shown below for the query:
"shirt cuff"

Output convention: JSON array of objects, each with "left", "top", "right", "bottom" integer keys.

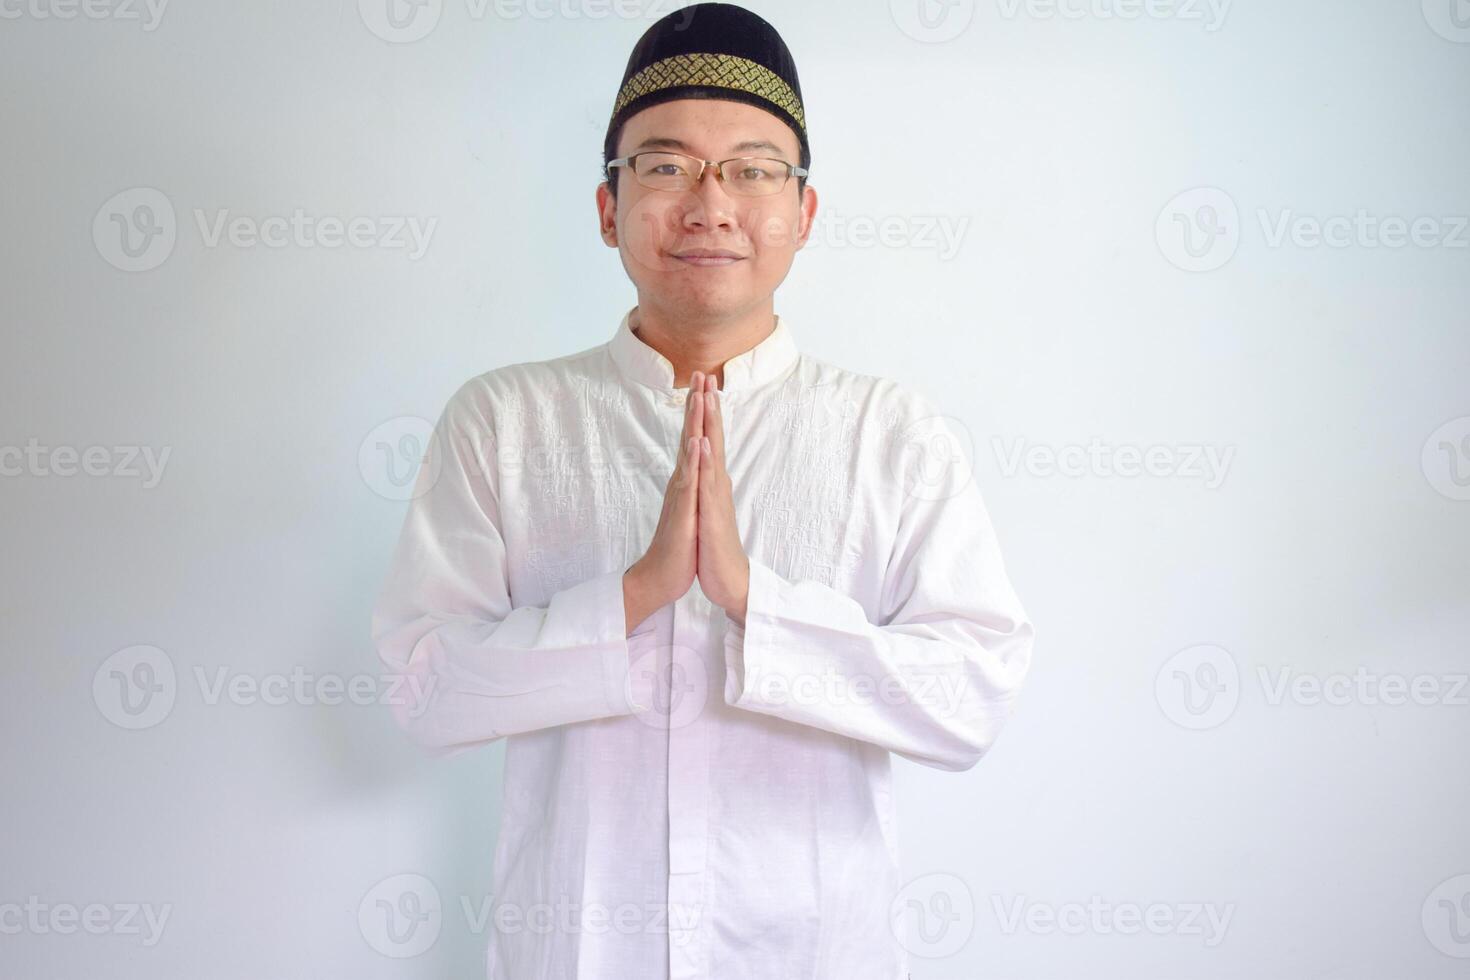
[
  {"left": 563, "top": 568, "right": 627, "bottom": 717},
  {"left": 574, "top": 567, "right": 658, "bottom": 719},
  {"left": 621, "top": 620, "right": 660, "bottom": 714},
  {"left": 723, "top": 557, "right": 781, "bottom": 709}
]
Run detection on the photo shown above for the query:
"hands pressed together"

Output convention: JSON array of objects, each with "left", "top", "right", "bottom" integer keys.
[{"left": 623, "top": 369, "right": 750, "bottom": 634}]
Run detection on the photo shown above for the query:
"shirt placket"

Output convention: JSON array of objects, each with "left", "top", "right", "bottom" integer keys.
[
  {"left": 667, "top": 588, "right": 712, "bottom": 979},
  {"left": 654, "top": 385, "right": 713, "bottom": 980}
]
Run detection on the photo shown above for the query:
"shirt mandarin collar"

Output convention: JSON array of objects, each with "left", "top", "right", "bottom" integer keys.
[{"left": 608, "top": 307, "right": 799, "bottom": 394}]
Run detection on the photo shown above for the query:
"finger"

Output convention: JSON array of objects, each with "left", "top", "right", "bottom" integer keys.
[
  {"left": 672, "top": 373, "right": 704, "bottom": 491},
  {"left": 697, "top": 430, "right": 716, "bottom": 513},
  {"left": 688, "top": 374, "right": 705, "bottom": 468},
  {"left": 703, "top": 374, "right": 726, "bottom": 476},
  {"left": 678, "top": 376, "right": 704, "bottom": 494},
  {"left": 668, "top": 414, "right": 689, "bottom": 492},
  {"left": 677, "top": 370, "right": 702, "bottom": 446},
  {"left": 681, "top": 435, "right": 704, "bottom": 516},
  {"left": 676, "top": 430, "right": 702, "bottom": 497}
]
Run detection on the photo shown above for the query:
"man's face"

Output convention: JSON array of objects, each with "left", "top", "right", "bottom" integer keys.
[{"left": 597, "top": 98, "right": 818, "bottom": 321}]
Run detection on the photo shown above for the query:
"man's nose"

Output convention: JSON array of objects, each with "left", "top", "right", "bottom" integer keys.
[{"left": 682, "top": 163, "right": 737, "bottom": 227}]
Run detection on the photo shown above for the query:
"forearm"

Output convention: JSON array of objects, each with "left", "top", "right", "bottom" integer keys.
[{"left": 723, "top": 557, "right": 1032, "bottom": 771}]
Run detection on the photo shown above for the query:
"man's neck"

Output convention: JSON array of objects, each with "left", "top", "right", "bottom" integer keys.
[{"left": 630, "top": 301, "right": 777, "bottom": 390}]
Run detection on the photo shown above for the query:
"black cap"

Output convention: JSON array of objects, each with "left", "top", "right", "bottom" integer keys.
[{"left": 604, "top": 3, "right": 809, "bottom": 175}]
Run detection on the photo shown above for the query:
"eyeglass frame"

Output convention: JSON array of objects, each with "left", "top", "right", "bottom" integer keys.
[{"left": 606, "top": 151, "right": 810, "bottom": 195}]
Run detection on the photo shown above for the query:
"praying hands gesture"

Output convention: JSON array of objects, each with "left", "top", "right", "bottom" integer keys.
[{"left": 623, "top": 370, "right": 751, "bottom": 634}]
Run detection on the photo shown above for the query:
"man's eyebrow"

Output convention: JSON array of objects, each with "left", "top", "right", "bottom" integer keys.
[
  {"left": 730, "top": 139, "right": 788, "bottom": 156},
  {"left": 628, "top": 137, "right": 792, "bottom": 157}
]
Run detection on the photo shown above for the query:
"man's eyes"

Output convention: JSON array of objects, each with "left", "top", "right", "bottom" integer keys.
[
  {"left": 735, "top": 166, "right": 776, "bottom": 181},
  {"left": 637, "top": 158, "right": 785, "bottom": 183}
]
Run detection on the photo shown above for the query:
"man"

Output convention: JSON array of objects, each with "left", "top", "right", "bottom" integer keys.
[{"left": 370, "top": 4, "right": 1034, "bottom": 978}]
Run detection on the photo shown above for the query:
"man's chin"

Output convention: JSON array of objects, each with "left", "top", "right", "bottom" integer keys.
[{"left": 647, "top": 286, "right": 754, "bottom": 320}]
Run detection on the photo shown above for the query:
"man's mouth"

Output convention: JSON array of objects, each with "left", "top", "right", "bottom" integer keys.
[{"left": 671, "top": 249, "right": 746, "bottom": 267}]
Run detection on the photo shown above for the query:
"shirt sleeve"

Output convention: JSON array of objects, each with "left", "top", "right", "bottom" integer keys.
[
  {"left": 370, "top": 379, "right": 656, "bottom": 758},
  {"left": 722, "top": 395, "right": 1034, "bottom": 772}
]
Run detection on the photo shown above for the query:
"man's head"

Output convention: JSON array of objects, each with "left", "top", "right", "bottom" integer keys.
[{"left": 595, "top": 3, "right": 817, "bottom": 325}]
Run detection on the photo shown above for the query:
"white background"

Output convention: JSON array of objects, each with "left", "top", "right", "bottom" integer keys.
[{"left": 2, "top": 0, "right": 1468, "bottom": 977}]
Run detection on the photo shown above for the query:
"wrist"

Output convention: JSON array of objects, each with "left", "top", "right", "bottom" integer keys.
[
  {"left": 728, "top": 559, "right": 750, "bottom": 628},
  {"left": 623, "top": 559, "right": 674, "bottom": 631},
  {"left": 622, "top": 562, "right": 655, "bottom": 635}
]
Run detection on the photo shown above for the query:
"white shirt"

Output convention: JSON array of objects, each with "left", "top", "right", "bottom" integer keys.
[{"left": 371, "top": 307, "right": 1035, "bottom": 980}]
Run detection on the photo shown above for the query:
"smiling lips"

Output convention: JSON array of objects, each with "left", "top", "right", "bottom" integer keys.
[{"left": 672, "top": 248, "right": 746, "bottom": 267}]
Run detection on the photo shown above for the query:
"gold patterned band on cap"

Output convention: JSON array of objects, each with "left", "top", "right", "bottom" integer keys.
[{"left": 612, "top": 52, "right": 806, "bottom": 132}]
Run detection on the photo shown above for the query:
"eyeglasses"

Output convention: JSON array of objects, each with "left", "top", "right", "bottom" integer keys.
[{"left": 607, "top": 151, "right": 808, "bottom": 197}]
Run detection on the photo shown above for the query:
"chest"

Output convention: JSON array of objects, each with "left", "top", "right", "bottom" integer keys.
[{"left": 496, "top": 378, "right": 905, "bottom": 612}]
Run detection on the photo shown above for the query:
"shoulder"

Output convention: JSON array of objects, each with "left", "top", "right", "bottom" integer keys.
[
  {"left": 793, "top": 355, "right": 975, "bottom": 497},
  {"left": 438, "top": 339, "right": 609, "bottom": 426},
  {"left": 792, "top": 352, "right": 948, "bottom": 428}
]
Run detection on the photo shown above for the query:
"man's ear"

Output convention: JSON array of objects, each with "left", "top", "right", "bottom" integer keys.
[
  {"left": 596, "top": 181, "right": 619, "bottom": 247},
  {"left": 792, "top": 184, "right": 818, "bottom": 251}
]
